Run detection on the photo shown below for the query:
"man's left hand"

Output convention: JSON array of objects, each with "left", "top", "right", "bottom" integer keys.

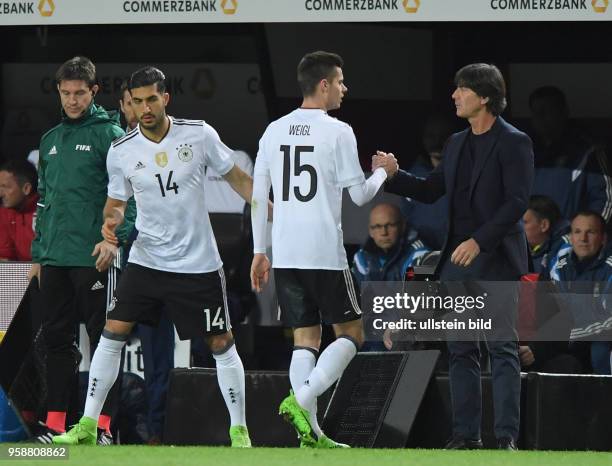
[
  {"left": 92, "top": 240, "right": 118, "bottom": 272},
  {"left": 451, "top": 238, "right": 480, "bottom": 267}
]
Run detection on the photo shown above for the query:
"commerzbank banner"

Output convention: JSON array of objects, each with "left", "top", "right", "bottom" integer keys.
[{"left": 0, "top": 0, "right": 610, "bottom": 25}]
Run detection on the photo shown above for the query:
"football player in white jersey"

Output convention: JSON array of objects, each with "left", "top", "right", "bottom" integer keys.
[
  {"left": 250, "top": 51, "right": 389, "bottom": 448},
  {"left": 53, "top": 66, "right": 253, "bottom": 447}
]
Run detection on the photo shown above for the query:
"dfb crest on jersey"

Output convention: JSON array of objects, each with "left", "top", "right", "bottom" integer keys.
[
  {"left": 177, "top": 144, "right": 193, "bottom": 163},
  {"left": 155, "top": 152, "right": 168, "bottom": 168}
]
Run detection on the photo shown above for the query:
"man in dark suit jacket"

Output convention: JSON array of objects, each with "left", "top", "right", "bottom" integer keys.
[{"left": 374, "top": 63, "right": 534, "bottom": 450}]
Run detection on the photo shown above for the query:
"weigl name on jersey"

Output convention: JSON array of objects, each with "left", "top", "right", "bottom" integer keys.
[{"left": 289, "top": 125, "right": 311, "bottom": 136}]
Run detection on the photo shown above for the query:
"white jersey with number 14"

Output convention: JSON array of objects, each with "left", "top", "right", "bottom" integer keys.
[{"left": 106, "top": 117, "right": 234, "bottom": 274}]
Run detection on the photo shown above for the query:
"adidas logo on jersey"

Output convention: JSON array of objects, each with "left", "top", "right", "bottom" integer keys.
[
  {"left": 135, "top": 161, "right": 146, "bottom": 170},
  {"left": 48, "top": 146, "right": 57, "bottom": 155},
  {"left": 91, "top": 281, "right": 105, "bottom": 291}
]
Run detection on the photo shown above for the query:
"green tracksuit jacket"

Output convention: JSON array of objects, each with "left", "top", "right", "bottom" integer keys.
[{"left": 32, "top": 102, "right": 135, "bottom": 267}]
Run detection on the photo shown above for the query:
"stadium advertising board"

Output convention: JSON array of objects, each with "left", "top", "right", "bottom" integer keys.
[{"left": 0, "top": 0, "right": 610, "bottom": 25}]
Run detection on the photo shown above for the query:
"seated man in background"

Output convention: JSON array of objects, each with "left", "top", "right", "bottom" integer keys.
[
  {"left": 353, "top": 203, "right": 431, "bottom": 352},
  {"left": 539, "top": 211, "right": 611, "bottom": 374},
  {"left": 0, "top": 159, "right": 38, "bottom": 261},
  {"left": 352, "top": 203, "right": 431, "bottom": 285},
  {"left": 523, "top": 195, "right": 571, "bottom": 275}
]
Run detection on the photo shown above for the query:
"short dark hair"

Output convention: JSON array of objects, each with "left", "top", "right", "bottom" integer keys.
[
  {"left": 528, "top": 86, "right": 567, "bottom": 111},
  {"left": 454, "top": 63, "right": 507, "bottom": 116},
  {"left": 297, "top": 51, "right": 344, "bottom": 97},
  {"left": 570, "top": 210, "right": 606, "bottom": 234},
  {"left": 55, "top": 56, "right": 97, "bottom": 88},
  {"left": 528, "top": 195, "right": 561, "bottom": 227},
  {"left": 129, "top": 66, "right": 166, "bottom": 94},
  {"left": 0, "top": 159, "right": 38, "bottom": 192},
  {"left": 119, "top": 80, "right": 130, "bottom": 100}
]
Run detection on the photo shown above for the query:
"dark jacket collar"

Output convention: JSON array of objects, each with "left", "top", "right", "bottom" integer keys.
[
  {"left": 568, "top": 246, "right": 607, "bottom": 271},
  {"left": 61, "top": 100, "right": 97, "bottom": 124}
]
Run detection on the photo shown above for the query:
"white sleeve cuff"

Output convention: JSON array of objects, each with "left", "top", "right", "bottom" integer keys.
[{"left": 347, "top": 167, "right": 387, "bottom": 206}]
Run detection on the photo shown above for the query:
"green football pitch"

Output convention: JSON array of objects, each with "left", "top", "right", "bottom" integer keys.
[{"left": 2, "top": 446, "right": 611, "bottom": 466}]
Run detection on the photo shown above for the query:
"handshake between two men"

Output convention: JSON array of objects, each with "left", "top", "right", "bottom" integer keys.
[{"left": 369, "top": 150, "right": 480, "bottom": 268}]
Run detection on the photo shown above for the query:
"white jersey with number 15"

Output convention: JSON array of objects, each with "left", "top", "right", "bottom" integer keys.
[{"left": 255, "top": 108, "right": 365, "bottom": 270}]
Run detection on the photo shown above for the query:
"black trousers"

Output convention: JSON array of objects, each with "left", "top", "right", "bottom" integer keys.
[
  {"left": 40, "top": 265, "right": 120, "bottom": 418},
  {"left": 439, "top": 246, "right": 521, "bottom": 442}
]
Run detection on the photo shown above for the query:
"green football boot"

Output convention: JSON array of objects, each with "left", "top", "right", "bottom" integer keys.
[
  {"left": 316, "top": 434, "right": 350, "bottom": 448},
  {"left": 278, "top": 392, "right": 317, "bottom": 447},
  {"left": 229, "top": 425, "right": 252, "bottom": 448},
  {"left": 52, "top": 416, "right": 97, "bottom": 446}
]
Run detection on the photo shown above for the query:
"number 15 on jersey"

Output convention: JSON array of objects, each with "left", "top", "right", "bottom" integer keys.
[{"left": 281, "top": 145, "right": 317, "bottom": 202}]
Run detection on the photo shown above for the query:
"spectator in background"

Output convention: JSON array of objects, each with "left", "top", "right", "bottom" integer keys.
[
  {"left": 116, "top": 83, "right": 140, "bottom": 255},
  {"left": 528, "top": 86, "right": 612, "bottom": 224},
  {"left": 542, "top": 211, "right": 611, "bottom": 374},
  {"left": 523, "top": 195, "right": 571, "bottom": 275},
  {"left": 518, "top": 196, "right": 581, "bottom": 374},
  {"left": 352, "top": 202, "right": 431, "bottom": 352},
  {"left": 0, "top": 159, "right": 38, "bottom": 261},
  {"left": 400, "top": 113, "right": 455, "bottom": 250},
  {"left": 353, "top": 203, "right": 430, "bottom": 286},
  {"left": 119, "top": 81, "right": 139, "bottom": 131},
  {"left": 30, "top": 56, "right": 133, "bottom": 444}
]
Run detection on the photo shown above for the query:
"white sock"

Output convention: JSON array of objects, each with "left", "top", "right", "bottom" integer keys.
[
  {"left": 295, "top": 337, "right": 357, "bottom": 411},
  {"left": 289, "top": 347, "right": 316, "bottom": 389},
  {"left": 290, "top": 348, "right": 322, "bottom": 437},
  {"left": 213, "top": 343, "right": 246, "bottom": 427},
  {"left": 83, "top": 334, "right": 126, "bottom": 421}
]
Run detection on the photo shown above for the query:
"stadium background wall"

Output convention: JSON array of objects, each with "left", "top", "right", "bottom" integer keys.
[{"left": 0, "top": 21, "right": 611, "bottom": 170}]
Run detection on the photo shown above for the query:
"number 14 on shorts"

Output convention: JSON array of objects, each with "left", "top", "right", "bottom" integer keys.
[{"left": 204, "top": 306, "right": 225, "bottom": 331}]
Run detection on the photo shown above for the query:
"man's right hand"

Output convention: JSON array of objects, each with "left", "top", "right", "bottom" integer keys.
[
  {"left": 101, "top": 217, "right": 120, "bottom": 245},
  {"left": 383, "top": 328, "right": 396, "bottom": 350},
  {"left": 372, "top": 151, "right": 399, "bottom": 178},
  {"left": 27, "top": 263, "right": 41, "bottom": 284},
  {"left": 250, "top": 253, "right": 271, "bottom": 293},
  {"left": 519, "top": 345, "right": 535, "bottom": 367}
]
